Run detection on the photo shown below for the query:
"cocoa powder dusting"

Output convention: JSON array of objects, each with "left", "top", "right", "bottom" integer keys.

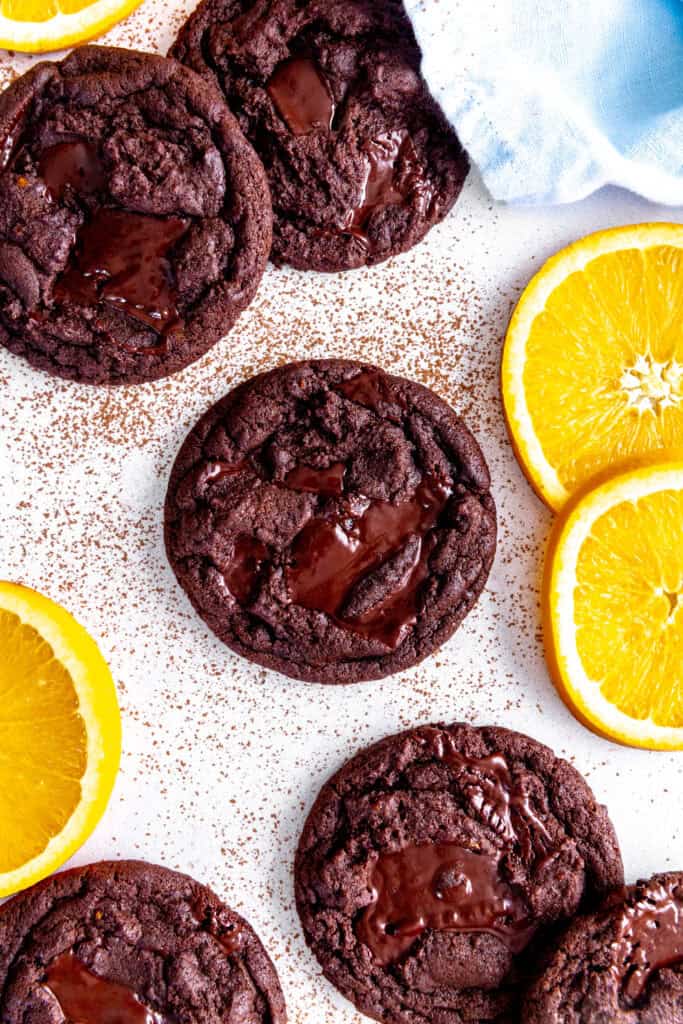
[{"left": 1, "top": 5, "right": 681, "bottom": 1024}]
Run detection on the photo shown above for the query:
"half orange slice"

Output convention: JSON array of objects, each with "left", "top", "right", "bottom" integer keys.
[
  {"left": 0, "top": 581, "right": 121, "bottom": 895},
  {"left": 0, "top": 0, "right": 142, "bottom": 53}
]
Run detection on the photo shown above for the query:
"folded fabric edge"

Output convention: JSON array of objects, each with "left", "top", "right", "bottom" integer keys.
[
  {"left": 425, "top": 64, "right": 683, "bottom": 208},
  {"left": 407, "top": 0, "right": 683, "bottom": 209}
]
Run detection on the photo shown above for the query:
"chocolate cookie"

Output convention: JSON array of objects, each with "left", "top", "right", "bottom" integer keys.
[
  {"left": 171, "top": 0, "right": 468, "bottom": 272},
  {"left": 0, "top": 46, "right": 272, "bottom": 385},
  {"left": 164, "top": 359, "right": 496, "bottom": 684},
  {"left": 0, "top": 860, "right": 286, "bottom": 1022},
  {"left": 523, "top": 872, "right": 683, "bottom": 1023},
  {"left": 295, "top": 723, "right": 624, "bottom": 1024}
]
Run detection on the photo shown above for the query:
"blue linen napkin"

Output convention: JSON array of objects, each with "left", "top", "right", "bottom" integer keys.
[{"left": 405, "top": 0, "right": 683, "bottom": 205}]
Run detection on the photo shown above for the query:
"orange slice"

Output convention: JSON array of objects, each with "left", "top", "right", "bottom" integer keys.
[
  {"left": 502, "top": 223, "right": 683, "bottom": 510},
  {"left": 544, "top": 462, "right": 683, "bottom": 750},
  {"left": 0, "top": 581, "right": 121, "bottom": 895},
  {"left": 0, "top": 0, "right": 142, "bottom": 53}
]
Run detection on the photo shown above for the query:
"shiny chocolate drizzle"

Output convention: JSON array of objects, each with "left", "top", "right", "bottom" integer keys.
[
  {"left": 611, "top": 878, "right": 683, "bottom": 1003},
  {"left": 356, "top": 733, "right": 555, "bottom": 964},
  {"left": 44, "top": 954, "right": 163, "bottom": 1024}
]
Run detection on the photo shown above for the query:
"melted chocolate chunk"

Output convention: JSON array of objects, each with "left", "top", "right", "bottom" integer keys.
[
  {"left": 55, "top": 209, "right": 190, "bottom": 332},
  {"left": 191, "top": 898, "right": 246, "bottom": 956},
  {"left": 431, "top": 731, "right": 553, "bottom": 862},
  {"left": 524, "top": 872, "right": 683, "bottom": 1022},
  {"left": 224, "top": 534, "right": 269, "bottom": 605},
  {"left": 44, "top": 954, "right": 162, "bottom": 1024},
  {"left": 285, "top": 462, "right": 346, "bottom": 495},
  {"left": 355, "top": 737, "right": 555, "bottom": 965},
  {"left": 342, "top": 535, "right": 434, "bottom": 648},
  {"left": 190, "top": 898, "right": 246, "bottom": 957},
  {"left": 287, "top": 474, "right": 451, "bottom": 648},
  {"left": 357, "top": 843, "right": 535, "bottom": 966},
  {"left": 218, "top": 922, "right": 245, "bottom": 955},
  {"left": 38, "top": 128, "right": 190, "bottom": 335},
  {"left": 206, "top": 459, "right": 251, "bottom": 484},
  {"left": 336, "top": 368, "right": 407, "bottom": 414},
  {"left": 267, "top": 57, "right": 335, "bottom": 136},
  {"left": 39, "top": 141, "right": 105, "bottom": 200},
  {"left": 612, "top": 877, "right": 683, "bottom": 1002},
  {"left": 341, "top": 132, "right": 432, "bottom": 240}
]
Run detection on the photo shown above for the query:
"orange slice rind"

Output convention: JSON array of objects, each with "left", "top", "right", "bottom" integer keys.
[{"left": 0, "top": 0, "right": 142, "bottom": 53}]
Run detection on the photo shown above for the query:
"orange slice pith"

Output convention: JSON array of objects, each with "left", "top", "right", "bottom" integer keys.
[
  {"left": 0, "top": 581, "right": 121, "bottom": 896},
  {"left": 0, "top": 0, "right": 142, "bottom": 52}
]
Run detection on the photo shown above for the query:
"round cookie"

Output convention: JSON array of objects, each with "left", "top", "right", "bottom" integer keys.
[
  {"left": 295, "top": 723, "right": 624, "bottom": 1024},
  {"left": 523, "top": 872, "right": 683, "bottom": 1023},
  {"left": 0, "top": 46, "right": 272, "bottom": 385},
  {"left": 164, "top": 359, "right": 496, "bottom": 684},
  {"left": 171, "top": 0, "right": 468, "bottom": 272},
  {"left": 0, "top": 859, "right": 286, "bottom": 1022}
]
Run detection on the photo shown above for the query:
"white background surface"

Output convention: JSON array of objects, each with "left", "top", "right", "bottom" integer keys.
[{"left": 0, "top": 4, "right": 682, "bottom": 1021}]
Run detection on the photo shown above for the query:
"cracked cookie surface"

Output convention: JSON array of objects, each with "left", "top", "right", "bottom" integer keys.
[
  {"left": 0, "top": 859, "right": 286, "bottom": 1023},
  {"left": 295, "top": 723, "right": 624, "bottom": 1024},
  {"left": 164, "top": 359, "right": 496, "bottom": 684},
  {"left": 523, "top": 872, "right": 683, "bottom": 1024},
  {"left": 0, "top": 46, "right": 272, "bottom": 385},
  {"left": 171, "top": 0, "right": 468, "bottom": 272}
]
